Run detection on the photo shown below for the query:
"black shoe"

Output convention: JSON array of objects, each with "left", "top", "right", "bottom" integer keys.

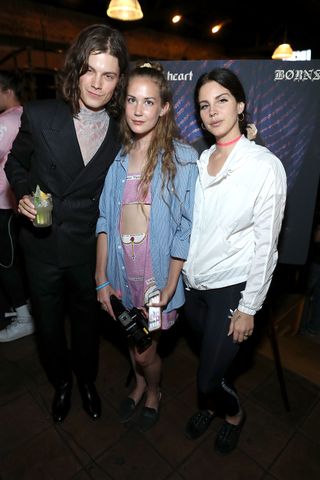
[
  {"left": 119, "top": 397, "right": 140, "bottom": 423},
  {"left": 185, "top": 410, "right": 214, "bottom": 439},
  {"left": 52, "top": 381, "right": 72, "bottom": 424},
  {"left": 138, "top": 406, "right": 159, "bottom": 432},
  {"left": 137, "top": 393, "right": 161, "bottom": 432},
  {"left": 214, "top": 409, "right": 246, "bottom": 455},
  {"left": 78, "top": 383, "right": 101, "bottom": 420}
]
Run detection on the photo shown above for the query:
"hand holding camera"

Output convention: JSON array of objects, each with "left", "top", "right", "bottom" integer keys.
[
  {"left": 96, "top": 281, "right": 118, "bottom": 319},
  {"left": 110, "top": 295, "right": 152, "bottom": 353}
]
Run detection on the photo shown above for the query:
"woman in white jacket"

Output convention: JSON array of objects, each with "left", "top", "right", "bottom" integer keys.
[{"left": 183, "top": 68, "right": 287, "bottom": 454}]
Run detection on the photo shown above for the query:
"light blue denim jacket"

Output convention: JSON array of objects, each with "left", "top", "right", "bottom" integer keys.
[{"left": 96, "top": 140, "right": 198, "bottom": 312}]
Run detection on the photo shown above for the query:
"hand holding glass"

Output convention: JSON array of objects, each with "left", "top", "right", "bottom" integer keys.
[{"left": 33, "top": 192, "right": 53, "bottom": 227}]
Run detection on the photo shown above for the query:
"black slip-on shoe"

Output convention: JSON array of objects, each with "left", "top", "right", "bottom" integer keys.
[
  {"left": 138, "top": 406, "right": 159, "bottom": 432},
  {"left": 119, "top": 397, "right": 138, "bottom": 423},
  {"left": 214, "top": 409, "right": 246, "bottom": 454},
  {"left": 137, "top": 392, "right": 161, "bottom": 432},
  {"left": 185, "top": 410, "right": 214, "bottom": 440}
]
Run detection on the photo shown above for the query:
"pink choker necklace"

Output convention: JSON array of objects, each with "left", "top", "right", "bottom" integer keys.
[{"left": 216, "top": 135, "right": 241, "bottom": 147}]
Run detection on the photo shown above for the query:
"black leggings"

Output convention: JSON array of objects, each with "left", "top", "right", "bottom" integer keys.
[{"left": 184, "top": 282, "right": 246, "bottom": 416}]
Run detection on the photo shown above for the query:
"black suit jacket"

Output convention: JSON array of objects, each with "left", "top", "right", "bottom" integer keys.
[{"left": 5, "top": 99, "right": 121, "bottom": 267}]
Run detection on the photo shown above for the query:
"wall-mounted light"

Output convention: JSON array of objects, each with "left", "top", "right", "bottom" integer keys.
[
  {"left": 106, "top": 0, "right": 143, "bottom": 21},
  {"left": 272, "top": 43, "right": 293, "bottom": 60}
]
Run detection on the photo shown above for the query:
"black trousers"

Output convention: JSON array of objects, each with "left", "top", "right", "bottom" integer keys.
[
  {"left": 24, "top": 256, "right": 100, "bottom": 387},
  {"left": 184, "top": 282, "right": 246, "bottom": 416},
  {"left": 0, "top": 210, "right": 27, "bottom": 313}
]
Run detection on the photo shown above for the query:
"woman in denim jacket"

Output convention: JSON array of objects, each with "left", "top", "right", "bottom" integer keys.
[{"left": 96, "top": 61, "right": 198, "bottom": 431}]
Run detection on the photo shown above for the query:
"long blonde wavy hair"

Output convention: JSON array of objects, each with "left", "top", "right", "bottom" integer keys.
[{"left": 120, "top": 61, "right": 181, "bottom": 200}]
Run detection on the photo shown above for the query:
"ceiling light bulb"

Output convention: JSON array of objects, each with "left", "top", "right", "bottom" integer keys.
[
  {"left": 172, "top": 14, "right": 182, "bottom": 24},
  {"left": 211, "top": 23, "right": 222, "bottom": 34}
]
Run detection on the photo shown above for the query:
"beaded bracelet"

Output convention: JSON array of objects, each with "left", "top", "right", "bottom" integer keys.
[{"left": 96, "top": 281, "right": 110, "bottom": 291}]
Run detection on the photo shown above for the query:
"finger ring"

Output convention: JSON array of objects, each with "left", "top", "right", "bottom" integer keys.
[{"left": 244, "top": 334, "right": 249, "bottom": 337}]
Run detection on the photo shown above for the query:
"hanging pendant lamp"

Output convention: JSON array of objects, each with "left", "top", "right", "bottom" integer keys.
[
  {"left": 107, "top": 0, "right": 143, "bottom": 21},
  {"left": 272, "top": 43, "right": 293, "bottom": 60}
]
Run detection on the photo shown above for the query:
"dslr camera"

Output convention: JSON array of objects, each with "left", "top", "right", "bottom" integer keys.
[{"left": 110, "top": 295, "right": 152, "bottom": 353}]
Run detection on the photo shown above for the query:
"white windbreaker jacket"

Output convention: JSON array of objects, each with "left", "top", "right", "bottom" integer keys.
[{"left": 183, "top": 136, "right": 287, "bottom": 315}]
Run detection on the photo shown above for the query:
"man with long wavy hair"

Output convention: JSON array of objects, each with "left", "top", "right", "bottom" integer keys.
[{"left": 5, "top": 24, "right": 129, "bottom": 424}]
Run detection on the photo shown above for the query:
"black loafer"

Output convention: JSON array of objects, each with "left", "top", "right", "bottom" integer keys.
[
  {"left": 78, "top": 383, "right": 101, "bottom": 420},
  {"left": 137, "top": 392, "right": 161, "bottom": 432},
  {"left": 52, "top": 381, "right": 72, "bottom": 424},
  {"left": 185, "top": 410, "right": 214, "bottom": 439},
  {"left": 138, "top": 406, "right": 159, "bottom": 432},
  {"left": 214, "top": 409, "right": 246, "bottom": 455},
  {"left": 119, "top": 397, "right": 139, "bottom": 423}
]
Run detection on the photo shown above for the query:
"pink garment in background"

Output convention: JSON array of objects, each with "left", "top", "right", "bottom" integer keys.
[{"left": 0, "top": 105, "right": 22, "bottom": 209}]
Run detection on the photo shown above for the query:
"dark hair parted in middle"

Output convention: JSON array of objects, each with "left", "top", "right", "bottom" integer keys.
[
  {"left": 195, "top": 68, "right": 248, "bottom": 135},
  {"left": 60, "top": 24, "right": 129, "bottom": 117}
]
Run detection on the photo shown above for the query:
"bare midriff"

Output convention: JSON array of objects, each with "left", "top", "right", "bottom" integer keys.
[{"left": 120, "top": 203, "right": 151, "bottom": 236}]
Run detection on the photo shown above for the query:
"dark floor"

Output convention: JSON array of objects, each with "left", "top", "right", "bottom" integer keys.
[{"left": 0, "top": 319, "right": 320, "bottom": 480}]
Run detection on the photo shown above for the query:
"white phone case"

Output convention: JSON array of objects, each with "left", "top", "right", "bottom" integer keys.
[{"left": 148, "top": 292, "right": 162, "bottom": 331}]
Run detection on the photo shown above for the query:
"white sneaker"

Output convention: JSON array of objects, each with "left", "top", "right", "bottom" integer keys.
[{"left": 0, "top": 317, "right": 34, "bottom": 342}]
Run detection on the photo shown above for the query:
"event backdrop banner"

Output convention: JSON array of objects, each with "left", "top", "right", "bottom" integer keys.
[{"left": 161, "top": 60, "right": 320, "bottom": 265}]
